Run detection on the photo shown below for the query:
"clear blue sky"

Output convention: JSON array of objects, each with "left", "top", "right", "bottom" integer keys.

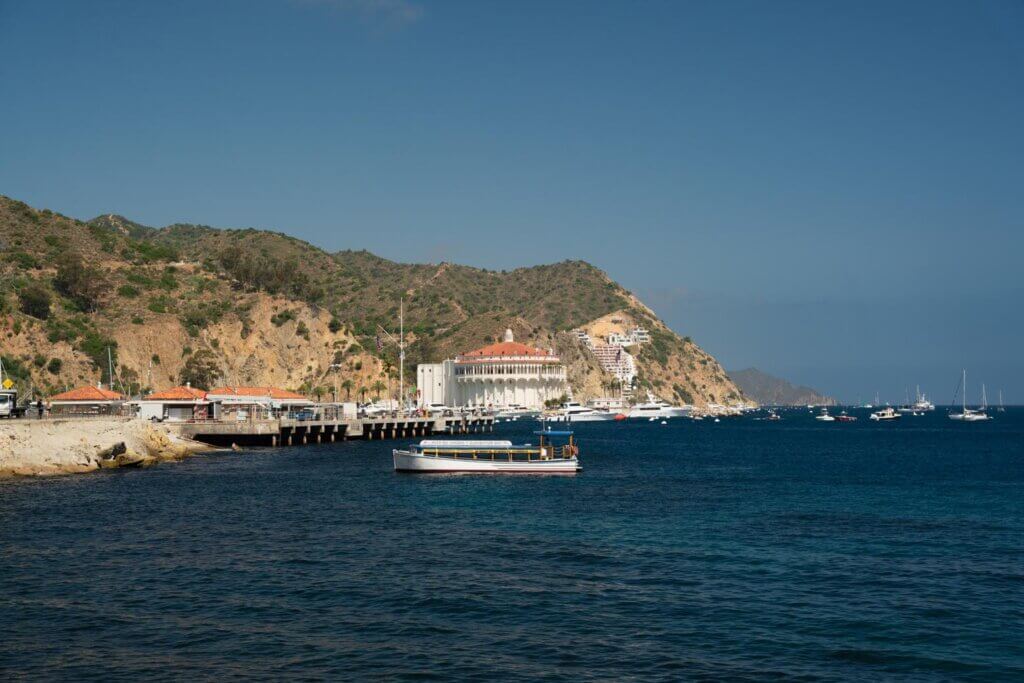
[{"left": 2, "top": 0, "right": 1022, "bottom": 403}]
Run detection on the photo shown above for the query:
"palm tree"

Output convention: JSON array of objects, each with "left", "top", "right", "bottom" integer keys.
[
  {"left": 371, "top": 380, "right": 387, "bottom": 400},
  {"left": 341, "top": 379, "right": 354, "bottom": 400},
  {"left": 358, "top": 385, "right": 368, "bottom": 402}
]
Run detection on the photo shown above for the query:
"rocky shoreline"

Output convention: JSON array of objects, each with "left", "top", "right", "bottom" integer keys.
[{"left": 0, "top": 417, "right": 215, "bottom": 478}]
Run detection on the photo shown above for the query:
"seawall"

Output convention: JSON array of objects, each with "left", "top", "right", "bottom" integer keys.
[{"left": 0, "top": 417, "right": 213, "bottom": 478}]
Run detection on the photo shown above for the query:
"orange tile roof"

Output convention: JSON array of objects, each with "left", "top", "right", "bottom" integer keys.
[
  {"left": 460, "top": 341, "right": 555, "bottom": 359},
  {"left": 50, "top": 385, "right": 125, "bottom": 402},
  {"left": 145, "top": 386, "right": 208, "bottom": 401},
  {"left": 207, "top": 386, "right": 308, "bottom": 400}
]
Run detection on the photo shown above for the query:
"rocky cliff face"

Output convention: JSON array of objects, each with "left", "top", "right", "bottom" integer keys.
[{"left": 0, "top": 195, "right": 746, "bottom": 407}]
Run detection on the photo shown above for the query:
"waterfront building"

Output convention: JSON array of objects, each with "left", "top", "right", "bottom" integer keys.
[
  {"left": 136, "top": 385, "right": 216, "bottom": 422},
  {"left": 48, "top": 384, "right": 126, "bottom": 416},
  {"left": 417, "top": 329, "right": 568, "bottom": 410},
  {"left": 206, "top": 386, "right": 314, "bottom": 418}
]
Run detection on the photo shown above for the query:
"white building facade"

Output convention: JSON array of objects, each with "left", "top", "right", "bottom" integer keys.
[{"left": 417, "top": 329, "right": 568, "bottom": 409}]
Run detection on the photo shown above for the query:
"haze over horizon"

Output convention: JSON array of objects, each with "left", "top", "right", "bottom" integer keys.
[{"left": 2, "top": 0, "right": 1021, "bottom": 403}]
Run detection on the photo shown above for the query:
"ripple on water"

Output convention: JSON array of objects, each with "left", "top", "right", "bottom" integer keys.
[{"left": 2, "top": 413, "right": 1024, "bottom": 680}]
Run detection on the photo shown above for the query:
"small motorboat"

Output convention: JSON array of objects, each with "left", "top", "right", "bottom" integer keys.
[
  {"left": 835, "top": 411, "right": 857, "bottom": 422},
  {"left": 815, "top": 407, "right": 835, "bottom": 422},
  {"left": 393, "top": 431, "right": 581, "bottom": 474},
  {"left": 870, "top": 407, "right": 901, "bottom": 421}
]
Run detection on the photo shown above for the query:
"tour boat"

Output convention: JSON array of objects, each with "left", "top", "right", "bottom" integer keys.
[
  {"left": 948, "top": 370, "right": 991, "bottom": 421},
  {"left": 870, "top": 407, "right": 901, "bottom": 421},
  {"left": 815, "top": 407, "right": 835, "bottom": 422},
  {"left": 393, "top": 432, "right": 581, "bottom": 473}
]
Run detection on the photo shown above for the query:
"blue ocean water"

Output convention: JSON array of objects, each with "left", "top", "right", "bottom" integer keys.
[{"left": 2, "top": 409, "right": 1023, "bottom": 681}]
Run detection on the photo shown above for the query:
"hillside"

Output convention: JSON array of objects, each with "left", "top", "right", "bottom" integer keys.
[
  {"left": 729, "top": 368, "right": 834, "bottom": 406},
  {"left": 0, "top": 195, "right": 745, "bottom": 407}
]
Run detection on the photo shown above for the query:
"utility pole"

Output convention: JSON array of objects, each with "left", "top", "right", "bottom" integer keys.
[
  {"left": 376, "top": 297, "right": 407, "bottom": 414},
  {"left": 400, "top": 297, "right": 405, "bottom": 413}
]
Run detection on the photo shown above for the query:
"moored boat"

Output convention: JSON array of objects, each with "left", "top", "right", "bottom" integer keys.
[
  {"left": 870, "top": 407, "right": 901, "bottom": 421},
  {"left": 545, "top": 401, "right": 617, "bottom": 422},
  {"left": 835, "top": 411, "right": 857, "bottom": 422},
  {"left": 948, "top": 370, "right": 991, "bottom": 421},
  {"left": 815, "top": 407, "right": 835, "bottom": 422},
  {"left": 627, "top": 393, "right": 691, "bottom": 419},
  {"left": 393, "top": 431, "right": 582, "bottom": 473}
]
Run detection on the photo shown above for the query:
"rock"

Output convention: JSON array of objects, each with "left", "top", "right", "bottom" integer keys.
[
  {"left": 96, "top": 442, "right": 127, "bottom": 461},
  {"left": 114, "top": 451, "right": 151, "bottom": 468}
]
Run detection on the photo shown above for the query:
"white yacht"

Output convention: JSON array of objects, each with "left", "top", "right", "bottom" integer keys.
[
  {"left": 815, "top": 407, "right": 835, "bottom": 422},
  {"left": 494, "top": 404, "right": 540, "bottom": 420},
  {"left": 627, "top": 394, "right": 691, "bottom": 419},
  {"left": 949, "top": 370, "right": 991, "bottom": 422},
  {"left": 898, "top": 386, "right": 935, "bottom": 413},
  {"left": 545, "top": 401, "right": 617, "bottom": 422}
]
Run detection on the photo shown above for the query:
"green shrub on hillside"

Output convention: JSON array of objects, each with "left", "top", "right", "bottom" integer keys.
[
  {"left": 270, "top": 309, "right": 297, "bottom": 327},
  {"left": 53, "top": 252, "right": 108, "bottom": 312},
  {"left": 18, "top": 282, "right": 51, "bottom": 319},
  {"left": 218, "top": 246, "right": 311, "bottom": 300},
  {"left": 7, "top": 251, "right": 40, "bottom": 269},
  {"left": 147, "top": 295, "right": 173, "bottom": 314},
  {"left": 178, "top": 349, "right": 222, "bottom": 390}
]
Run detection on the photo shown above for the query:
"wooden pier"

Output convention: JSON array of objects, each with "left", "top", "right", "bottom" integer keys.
[{"left": 174, "top": 414, "right": 495, "bottom": 447}]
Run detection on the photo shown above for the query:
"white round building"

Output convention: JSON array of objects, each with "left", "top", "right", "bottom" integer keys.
[{"left": 417, "top": 329, "right": 568, "bottom": 410}]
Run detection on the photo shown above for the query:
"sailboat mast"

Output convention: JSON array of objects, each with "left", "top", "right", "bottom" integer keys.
[{"left": 963, "top": 369, "right": 967, "bottom": 412}]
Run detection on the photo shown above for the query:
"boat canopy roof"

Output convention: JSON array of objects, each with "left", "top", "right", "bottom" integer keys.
[
  {"left": 419, "top": 439, "right": 513, "bottom": 448},
  {"left": 534, "top": 430, "right": 574, "bottom": 437}
]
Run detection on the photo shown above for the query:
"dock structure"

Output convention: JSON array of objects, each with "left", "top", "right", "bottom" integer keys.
[{"left": 174, "top": 414, "right": 495, "bottom": 447}]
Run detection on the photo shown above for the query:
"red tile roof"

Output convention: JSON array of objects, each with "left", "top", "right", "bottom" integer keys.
[
  {"left": 50, "top": 385, "right": 125, "bottom": 402},
  {"left": 460, "top": 341, "right": 554, "bottom": 359},
  {"left": 145, "top": 386, "right": 208, "bottom": 401},
  {"left": 207, "top": 386, "right": 308, "bottom": 400}
]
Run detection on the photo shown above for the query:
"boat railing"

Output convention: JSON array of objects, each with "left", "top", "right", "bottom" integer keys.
[{"left": 417, "top": 445, "right": 575, "bottom": 462}]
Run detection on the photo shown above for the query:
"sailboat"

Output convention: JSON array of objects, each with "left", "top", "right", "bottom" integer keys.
[
  {"left": 948, "top": 370, "right": 991, "bottom": 422},
  {"left": 899, "top": 385, "right": 934, "bottom": 414},
  {"left": 998, "top": 390, "right": 1006, "bottom": 413}
]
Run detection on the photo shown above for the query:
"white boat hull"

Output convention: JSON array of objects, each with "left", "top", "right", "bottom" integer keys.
[
  {"left": 628, "top": 407, "right": 691, "bottom": 419},
  {"left": 545, "top": 412, "right": 617, "bottom": 422},
  {"left": 949, "top": 413, "right": 991, "bottom": 422},
  {"left": 393, "top": 449, "right": 580, "bottom": 473}
]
